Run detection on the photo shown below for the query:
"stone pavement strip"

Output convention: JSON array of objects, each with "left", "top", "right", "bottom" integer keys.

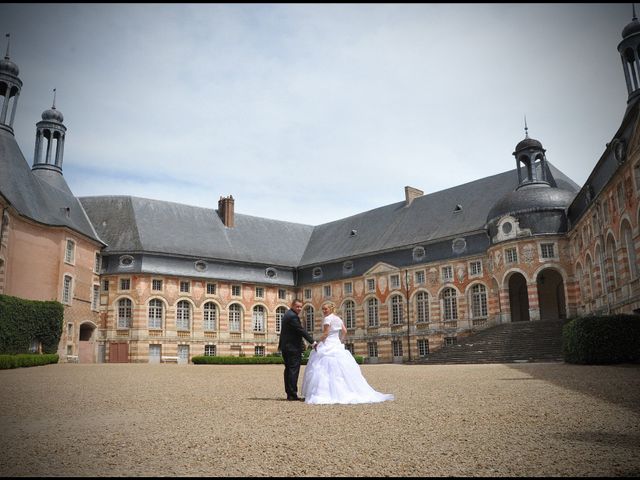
[{"left": 0, "top": 362, "right": 639, "bottom": 477}]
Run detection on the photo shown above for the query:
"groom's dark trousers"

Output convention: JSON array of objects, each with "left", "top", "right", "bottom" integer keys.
[{"left": 278, "top": 308, "right": 314, "bottom": 399}]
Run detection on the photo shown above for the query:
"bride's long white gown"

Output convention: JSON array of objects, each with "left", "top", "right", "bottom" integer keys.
[{"left": 301, "top": 314, "right": 394, "bottom": 404}]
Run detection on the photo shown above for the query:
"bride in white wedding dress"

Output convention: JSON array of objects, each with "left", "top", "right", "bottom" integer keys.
[{"left": 301, "top": 303, "right": 394, "bottom": 405}]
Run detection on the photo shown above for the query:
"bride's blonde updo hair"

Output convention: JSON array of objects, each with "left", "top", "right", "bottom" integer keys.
[{"left": 321, "top": 302, "right": 335, "bottom": 313}]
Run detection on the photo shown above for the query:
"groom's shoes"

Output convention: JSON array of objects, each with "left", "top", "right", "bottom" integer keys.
[{"left": 287, "top": 395, "right": 305, "bottom": 401}]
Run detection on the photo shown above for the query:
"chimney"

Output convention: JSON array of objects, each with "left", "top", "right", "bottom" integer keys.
[
  {"left": 218, "top": 195, "right": 235, "bottom": 227},
  {"left": 404, "top": 186, "right": 424, "bottom": 206}
]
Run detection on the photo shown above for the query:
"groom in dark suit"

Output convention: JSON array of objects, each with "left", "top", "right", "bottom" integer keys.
[{"left": 278, "top": 299, "right": 316, "bottom": 401}]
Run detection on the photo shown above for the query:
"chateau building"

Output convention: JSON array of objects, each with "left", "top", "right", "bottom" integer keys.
[{"left": 2, "top": 12, "right": 640, "bottom": 363}]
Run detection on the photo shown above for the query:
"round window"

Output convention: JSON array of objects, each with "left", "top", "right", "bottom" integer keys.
[
  {"left": 265, "top": 267, "right": 277, "bottom": 279},
  {"left": 194, "top": 260, "right": 207, "bottom": 272},
  {"left": 119, "top": 255, "right": 134, "bottom": 267},
  {"left": 502, "top": 222, "right": 513, "bottom": 235}
]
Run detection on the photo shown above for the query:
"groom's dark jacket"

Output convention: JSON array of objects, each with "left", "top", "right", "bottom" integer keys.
[{"left": 278, "top": 308, "right": 314, "bottom": 353}]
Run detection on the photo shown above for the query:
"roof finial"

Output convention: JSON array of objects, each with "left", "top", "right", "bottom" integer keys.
[
  {"left": 4, "top": 33, "right": 10, "bottom": 60},
  {"left": 52, "top": 88, "right": 57, "bottom": 109},
  {"left": 524, "top": 115, "right": 529, "bottom": 139},
  {"left": 634, "top": 4, "right": 638, "bottom": 21}
]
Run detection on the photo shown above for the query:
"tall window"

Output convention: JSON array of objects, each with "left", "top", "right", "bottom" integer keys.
[
  {"left": 176, "top": 300, "right": 191, "bottom": 330},
  {"left": 255, "top": 287, "right": 264, "bottom": 299},
  {"left": 469, "top": 260, "right": 482, "bottom": 276},
  {"left": 120, "top": 278, "right": 130, "bottom": 291},
  {"left": 304, "top": 306, "right": 314, "bottom": 333},
  {"left": 343, "top": 300, "right": 356, "bottom": 329},
  {"left": 415, "top": 271, "right": 425, "bottom": 285},
  {"left": 392, "top": 340, "right": 403, "bottom": 357},
  {"left": 343, "top": 282, "right": 353, "bottom": 295},
  {"left": 275, "top": 306, "right": 286, "bottom": 333},
  {"left": 585, "top": 257, "right": 594, "bottom": 300},
  {"left": 390, "top": 274, "right": 400, "bottom": 289},
  {"left": 255, "top": 346, "right": 265, "bottom": 357},
  {"left": 442, "top": 287, "right": 458, "bottom": 321},
  {"left": 207, "top": 283, "right": 217, "bottom": 295},
  {"left": 470, "top": 284, "right": 487, "bottom": 318},
  {"left": 92, "top": 284, "right": 99, "bottom": 310},
  {"left": 304, "top": 288, "right": 312, "bottom": 300},
  {"left": 606, "top": 236, "right": 618, "bottom": 290},
  {"left": 253, "top": 305, "right": 266, "bottom": 332},
  {"left": 62, "top": 275, "right": 72, "bottom": 304},
  {"left": 204, "top": 302, "right": 217, "bottom": 331},
  {"left": 229, "top": 304, "right": 242, "bottom": 332},
  {"left": 623, "top": 224, "right": 638, "bottom": 280},
  {"left": 367, "top": 298, "right": 379, "bottom": 327},
  {"left": 323, "top": 285, "right": 332, "bottom": 297},
  {"left": 390, "top": 294, "right": 403, "bottom": 325},
  {"left": 231, "top": 285, "right": 241, "bottom": 297},
  {"left": 148, "top": 299, "right": 163, "bottom": 329},
  {"left": 180, "top": 281, "right": 190, "bottom": 293},
  {"left": 367, "top": 342, "right": 378, "bottom": 357},
  {"left": 65, "top": 239, "right": 75, "bottom": 264},
  {"left": 94, "top": 253, "right": 101, "bottom": 273},
  {"left": 441, "top": 266, "right": 453, "bottom": 282},
  {"left": 278, "top": 288, "right": 286, "bottom": 300},
  {"left": 417, "top": 339, "right": 429, "bottom": 357},
  {"left": 152, "top": 279, "right": 163, "bottom": 291},
  {"left": 118, "top": 298, "right": 132, "bottom": 328},
  {"left": 366, "top": 278, "right": 375, "bottom": 292},
  {"left": 415, "top": 291, "right": 429, "bottom": 323}
]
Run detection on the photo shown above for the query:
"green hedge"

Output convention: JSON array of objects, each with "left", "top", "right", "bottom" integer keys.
[
  {"left": 0, "top": 294, "right": 64, "bottom": 354},
  {"left": 563, "top": 314, "right": 640, "bottom": 364},
  {"left": 0, "top": 353, "right": 59, "bottom": 369},
  {"left": 193, "top": 351, "right": 364, "bottom": 365}
]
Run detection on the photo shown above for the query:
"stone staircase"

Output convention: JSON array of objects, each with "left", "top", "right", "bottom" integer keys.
[{"left": 414, "top": 319, "right": 567, "bottom": 364}]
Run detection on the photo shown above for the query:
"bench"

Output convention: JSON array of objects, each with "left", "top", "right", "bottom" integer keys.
[
  {"left": 66, "top": 355, "right": 79, "bottom": 363},
  {"left": 161, "top": 356, "right": 179, "bottom": 363}
]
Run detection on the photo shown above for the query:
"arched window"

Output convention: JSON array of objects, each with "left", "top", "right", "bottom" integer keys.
[
  {"left": 367, "top": 298, "right": 379, "bottom": 327},
  {"left": 415, "top": 291, "right": 429, "bottom": 323},
  {"left": 441, "top": 287, "right": 458, "bottom": 321},
  {"left": 118, "top": 298, "right": 132, "bottom": 328},
  {"left": 203, "top": 302, "right": 217, "bottom": 331},
  {"left": 390, "top": 294, "right": 404, "bottom": 325},
  {"left": 253, "top": 305, "right": 266, "bottom": 332},
  {"left": 148, "top": 299, "right": 163, "bottom": 329},
  {"left": 229, "top": 304, "right": 242, "bottom": 332},
  {"left": 622, "top": 223, "right": 638, "bottom": 280},
  {"left": 575, "top": 264, "right": 584, "bottom": 302},
  {"left": 176, "top": 300, "right": 191, "bottom": 331},
  {"left": 595, "top": 245, "right": 605, "bottom": 296},
  {"left": 343, "top": 300, "right": 356, "bottom": 329},
  {"left": 470, "top": 284, "right": 487, "bottom": 318},
  {"left": 606, "top": 235, "right": 618, "bottom": 290},
  {"left": 304, "top": 305, "right": 314, "bottom": 333},
  {"left": 275, "top": 306, "right": 286, "bottom": 333},
  {"left": 585, "top": 256, "right": 594, "bottom": 300}
]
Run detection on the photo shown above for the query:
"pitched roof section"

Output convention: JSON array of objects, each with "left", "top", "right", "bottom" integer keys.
[
  {"left": 298, "top": 163, "right": 580, "bottom": 266},
  {"left": 79, "top": 195, "right": 315, "bottom": 267},
  {"left": 0, "top": 128, "right": 103, "bottom": 244}
]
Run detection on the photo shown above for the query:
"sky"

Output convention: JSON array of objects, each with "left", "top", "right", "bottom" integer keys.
[{"left": 0, "top": 3, "right": 633, "bottom": 226}]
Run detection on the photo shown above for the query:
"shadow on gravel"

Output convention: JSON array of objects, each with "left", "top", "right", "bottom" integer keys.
[{"left": 506, "top": 363, "right": 640, "bottom": 413}]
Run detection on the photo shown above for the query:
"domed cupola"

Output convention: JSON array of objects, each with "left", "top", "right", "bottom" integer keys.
[
  {"left": 512, "top": 118, "right": 551, "bottom": 190},
  {"left": 32, "top": 89, "right": 67, "bottom": 175},
  {"left": 618, "top": 5, "right": 640, "bottom": 105},
  {"left": 0, "top": 34, "right": 23, "bottom": 134},
  {"left": 485, "top": 124, "right": 576, "bottom": 244}
]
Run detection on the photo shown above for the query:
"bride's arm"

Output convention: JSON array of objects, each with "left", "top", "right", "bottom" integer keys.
[{"left": 319, "top": 323, "right": 330, "bottom": 343}]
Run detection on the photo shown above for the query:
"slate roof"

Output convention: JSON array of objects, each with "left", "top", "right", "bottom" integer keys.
[
  {"left": 0, "top": 127, "right": 103, "bottom": 244},
  {"left": 298, "top": 162, "right": 580, "bottom": 267},
  {"left": 78, "top": 195, "right": 314, "bottom": 268},
  {"left": 78, "top": 162, "right": 579, "bottom": 269}
]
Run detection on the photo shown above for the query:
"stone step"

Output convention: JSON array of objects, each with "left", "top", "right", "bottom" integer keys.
[{"left": 413, "top": 319, "right": 567, "bottom": 365}]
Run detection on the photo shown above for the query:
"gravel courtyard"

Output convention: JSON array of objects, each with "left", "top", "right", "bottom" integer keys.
[{"left": 1, "top": 361, "right": 639, "bottom": 477}]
